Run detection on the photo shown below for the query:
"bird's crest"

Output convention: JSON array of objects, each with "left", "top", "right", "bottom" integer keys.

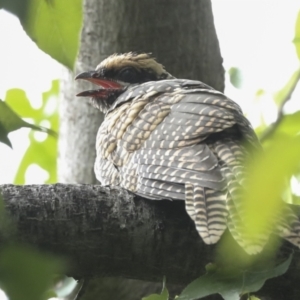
[{"left": 96, "top": 52, "right": 173, "bottom": 79}]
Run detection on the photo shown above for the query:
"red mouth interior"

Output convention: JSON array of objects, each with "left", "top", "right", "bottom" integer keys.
[
  {"left": 89, "top": 78, "right": 122, "bottom": 89},
  {"left": 77, "top": 89, "right": 117, "bottom": 97}
]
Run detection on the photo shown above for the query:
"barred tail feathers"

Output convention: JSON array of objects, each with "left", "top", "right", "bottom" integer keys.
[{"left": 185, "top": 183, "right": 227, "bottom": 245}]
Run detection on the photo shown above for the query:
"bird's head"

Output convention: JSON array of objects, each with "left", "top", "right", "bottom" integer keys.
[{"left": 75, "top": 52, "right": 174, "bottom": 113}]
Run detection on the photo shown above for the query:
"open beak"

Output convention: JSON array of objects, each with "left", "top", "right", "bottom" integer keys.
[{"left": 75, "top": 71, "right": 123, "bottom": 97}]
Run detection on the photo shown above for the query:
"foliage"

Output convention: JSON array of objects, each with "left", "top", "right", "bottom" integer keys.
[
  {"left": 0, "top": 245, "right": 62, "bottom": 300},
  {"left": 0, "top": 194, "right": 63, "bottom": 300},
  {"left": 240, "top": 136, "right": 300, "bottom": 245},
  {"left": 293, "top": 10, "right": 300, "bottom": 60},
  {"left": 273, "top": 68, "right": 300, "bottom": 106},
  {"left": 5, "top": 81, "right": 59, "bottom": 184},
  {"left": 228, "top": 67, "right": 243, "bottom": 89},
  {"left": 264, "top": 110, "right": 300, "bottom": 139},
  {"left": 142, "top": 278, "right": 169, "bottom": 300},
  {"left": 0, "top": 81, "right": 59, "bottom": 184},
  {"left": 176, "top": 255, "right": 292, "bottom": 300},
  {"left": 0, "top": 98, "right": 55, "bottom": 148},
  {"left": 0, "top": 0, "right": 83, "bottom": 69}
]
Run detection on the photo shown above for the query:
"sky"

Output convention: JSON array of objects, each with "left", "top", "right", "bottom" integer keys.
[{"left": 0, "top": 1, "right": 300, "bottom": 186}]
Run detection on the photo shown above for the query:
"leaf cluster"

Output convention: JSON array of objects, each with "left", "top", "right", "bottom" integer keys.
[{"left": 0, "top": 0, "right": 82, "bottom": 69}]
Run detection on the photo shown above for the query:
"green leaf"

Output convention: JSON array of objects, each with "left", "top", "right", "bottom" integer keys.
[
  {"left": 1, "top": 0, "right": 83, "bottom": 69},
  {"left": 177, "top": 255, "right": 292, "bottom": 300},
  {"left": 0, "top": 99, "right": 32, "bottom": 133},
  {"left": 142, "top": 289, "right": 168, "bottom": 300},
  {"left": 273, "top": 111, "right": 300, "bottom": 137},
  {"left": 0, "top": 99, "right": 55, "bottom": 148},
  {"left": 293, "top": 10, "right": 300, "bottom": 60},
  {"left": 255, "top": 89, "right": 265, "bottom": 97},
  {"left": 241, "top": 137, "right": 300, "bottom": 244},
  {"left": 0, "top": 244, "right": 63, "bottom": 300},
  {"left": 5, "top": 81, "right": 59, "bottom": 184},
  {"left": 0, "top": 122, "right": 12, "bottom": 148},
  {"left": 5, "top": 89, "right": 39, "bottom": 118},
  {"left": 142, "top": 278, "right": 169, "bottom": 300},
  {"left": 273, "top": 68, "right": 300, "bottom": 105},
  {"left": 0, "top": 0, "right": 29, "bottom": 19},
  {"left": 228, "top": 67, "right": 243, "bottom": 89},
  {"left": 292, "top": 195, "right": 300, "bottom": 205},
  {"left": 43, "top": 289, "right": 57, "bottom": 300}
]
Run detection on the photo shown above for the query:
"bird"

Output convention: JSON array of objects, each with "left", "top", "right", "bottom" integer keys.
[{"left": 75, "top": 52, "right": 300, "bottom": 255}]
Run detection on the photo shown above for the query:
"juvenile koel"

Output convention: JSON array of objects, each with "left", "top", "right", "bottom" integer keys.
[{"left": 76, "top": 52, "right": 300, "bottom": 255}]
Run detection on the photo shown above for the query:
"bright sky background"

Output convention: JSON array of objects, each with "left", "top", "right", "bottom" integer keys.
[{"left": 0, "top": 1, "right": 300, "bottom": 186}]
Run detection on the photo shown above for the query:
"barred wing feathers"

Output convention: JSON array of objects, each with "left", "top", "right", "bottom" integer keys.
[{"left": 94, "top": 79, "right": 296, "bottom": 254}]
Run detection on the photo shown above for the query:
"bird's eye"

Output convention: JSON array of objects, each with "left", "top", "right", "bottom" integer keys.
[{"left": 118, "top": 67, "right": 139, "bottom": 83}]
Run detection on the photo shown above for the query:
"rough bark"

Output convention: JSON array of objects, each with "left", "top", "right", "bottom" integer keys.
[
  {"left": 1, "top": 184, "right": 300, "bottom": 300},
  {"left": 0, "top": 184, "right": 212, "bottom": 283}
]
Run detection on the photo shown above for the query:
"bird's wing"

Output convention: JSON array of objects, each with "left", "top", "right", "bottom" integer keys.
[
  {"left": 135, "top": 84, "right": 260, "bottom": 248},
  {"left": 96, "top": 80, "right": 286, "bottom": 252}
]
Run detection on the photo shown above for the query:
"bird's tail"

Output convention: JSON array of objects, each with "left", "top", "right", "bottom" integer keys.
[
  {"left": 276, "top": 205, "right": 300, "bottom": 249},
  {"left": 212, "top": 138, "right": 300, "bottom": 255}
]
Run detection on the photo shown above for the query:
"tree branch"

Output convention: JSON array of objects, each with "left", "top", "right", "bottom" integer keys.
[
  {"left": 2, "top": 183, "right": 300, "bottom": 299},
  {"left": 0, "top": 183, "right": 213, "bottom": 285},
  {"left": 259, "top": 69, "right": 300, "bottom": 143}
]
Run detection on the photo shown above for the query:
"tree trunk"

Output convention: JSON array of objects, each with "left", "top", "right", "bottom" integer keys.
[
  {"left": 59, "top": 0, "right": 224, "bottom": 184},
  {"left": 59, "top": 0, "right": 224, "bottom": 298}
]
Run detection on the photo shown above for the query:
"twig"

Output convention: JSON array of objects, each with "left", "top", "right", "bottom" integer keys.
[{"left": 259, "top": 69, "right": 300, "bottom": 143}]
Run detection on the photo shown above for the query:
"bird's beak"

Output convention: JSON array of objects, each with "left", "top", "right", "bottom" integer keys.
[{"left": 75, "top": 71, "right": 122, "bottom": 97}]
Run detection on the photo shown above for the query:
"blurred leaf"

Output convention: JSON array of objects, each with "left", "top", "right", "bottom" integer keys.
[
  {"left": 282, "top": 180, "right": 294, "bottom": 204},
  {"left": 0, "top": 100, "right": 46, "bottom": 133},
  {"left": 1, "top": 0, "right": 83, "bottom": 69},
  {"left": 0, "top": 0, "right": 29, "bottom": 19},
  {"left": 228, "top": 67, "right": 243, "bottom": 89},
  {"left": 0, "top": 99, "right": 55, "bottom": 148},
  {"left": 0, "top": 123, "right": 12, "bottom": 148},
  {"left": 292, "top": 195, "right": 300, "bottom": 205},
  {"left": 142, "top": 288, "right": 168, "bottom": 300},
  {"left": 242, "top": 136, "right": 300, "bottom": 246},
  {"left": 177, "top": 255, "right": 292, "bottom": 300},
  {"left": 5, "top": 89, "right": 39, "bottom": 118},
  {"left": 43, "top": 289, "right": 57, "bottom": 300},
  {"left": 142, "top": 278, "right": 169, "bottom": 300},
  {"left": 255, "top": 89, "right": 265, "bottom": 97},
  {"left": 293, "top": 10, "right": 300, "bottom": 60},
  {"left": 273, "top": 68, "right": 300, "bottom": 105},
  {"left": 4, "top": 81, "right": 59, "bottom": 184},
  {"left": 0, "top": 244, "right": 63, "bottom": 300},
  {"left": 273, "top": 111, "right": 300, "bottom": 137},
  {"left": 0, "top": 100, "right": 29, "bottom": 133},
  {"left": 254, "top": 123, "right": 268, "bottom": 138}
]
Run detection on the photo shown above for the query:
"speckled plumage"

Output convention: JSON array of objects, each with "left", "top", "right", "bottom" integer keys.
[{"left": 76, "top": 53, "right": 300, "bottom": 255}]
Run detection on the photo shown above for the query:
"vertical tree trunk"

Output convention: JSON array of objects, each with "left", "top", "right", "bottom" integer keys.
[
  {"left": 59, "top": 0, "right": 224, "bottom": 184},
  {"left": 59, "top": 0, "right": 224, "bottom": 299}
]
